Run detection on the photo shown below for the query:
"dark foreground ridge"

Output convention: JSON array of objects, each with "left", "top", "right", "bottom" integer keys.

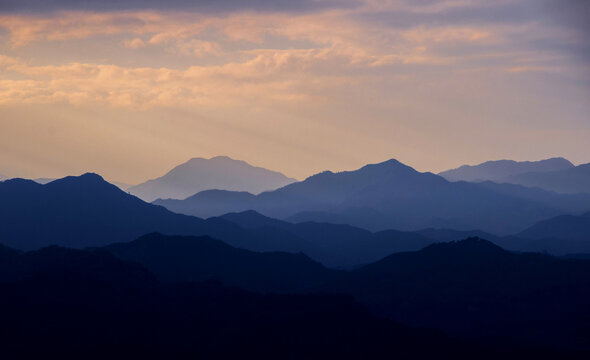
[
  {"left": 0, "top": 242, "right": 573, "bottom": 360},
  {"left": 97, "top": 235, "right": 590, "bottom": 352}
]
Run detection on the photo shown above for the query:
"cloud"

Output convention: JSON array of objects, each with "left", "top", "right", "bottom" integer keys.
[
  {"left": 0, "top": 0, "right": 359, "bottom": 14},
  {"left": 0, "top": 0, "right": 587, "bottom": 111},
  {"left": 123, "top": 37, "right": 147, "bottom": 49},
  {"left": 0, "top": 52, "right": 356, "bottom": 109}
]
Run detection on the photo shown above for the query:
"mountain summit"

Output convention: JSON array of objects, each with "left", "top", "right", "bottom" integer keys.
[{"left": 128, "top": 156, "right": 296, "bottom": 202}]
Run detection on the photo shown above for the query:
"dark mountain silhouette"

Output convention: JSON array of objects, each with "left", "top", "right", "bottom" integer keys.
[
  {"left": 0, "top": 174, "right": 436, "bottom": 266},
  {"left": 439, "top": 158, "right": 574, "bottom": 182},
  {"left": 506, "top": 163, "right": 590, "bottom": 194},
  {"left": 563, "top": 253, "right": 590, "bottom": 260},
  {"left": 128, "top": 156, "right": 296, "bottom": 202},
  {"left": 0, "top": 174, "right": 132, "bottom": 190},
  {"left": 0, "top": 173, "right": 298, "bottom": 252},
  {"left": 155, "top": 159, "right": 590, "bottom": 234},
  {"left": 519, "top": 211, "right": 590, "bottom": 241},
  {"left": 0, "top": 244, "right": 156, "bottom": 285},
  {"left": 219, "top": 210, "right": 436, "bottom": 267},
  {"left": 328, "top": 238, "right": 590, "bottom": 350},
  {"left": 415, "top": 228, "right": 500, "bottom": 242},
  {"left": 1, "top": 236, "right": 589, "bottom": 356},
  {"left": 414, "top": 222, "right": 590, "bottom": 257},
  {"left": 414, "top": 227, "right": 590, "bottom": 256},
  {"left": 103, "top": 233, "right": 336, "bottom": 293},
  {"left": 3, "top": 170, "right": 588, "bottom": 265},
  {"left": 32, "top": 177, "right": 133, "bottom": 190},
  {"left": 0, "top": 243, "right": 555, "bottom": 360},
  {"left": 515, "top": 212, "right": 590, "bottom": 254}
]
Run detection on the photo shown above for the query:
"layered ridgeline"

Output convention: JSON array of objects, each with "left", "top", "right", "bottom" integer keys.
[
  {"left": 102, "top": 235, "right": 590, "bottom": 350},
  {"left": 103, "top": 233, "right": 336, "bottom": 293},
  {"left": 155, "top": 159, "right": 590, "bottom": 235},
  {"left": 0, "top": 173, "right": 441, "bottom": 267},
  {"left": 1, "top": 175, "right": 131, "bottom": 190},
  {"left": 2, "top": 169, "right": 589, "bottom": 264},
  {"left": 440, "top": 158, "right": 590, "bottom": 194},
  {"left": 128, "top": 156, "right": 296, "bottom": 202},
  {"left": 326, "top": 238, "right": 590, "bottom": 350},
  {"left": 506, "top": 163, "right": 590, "bottom": 194},
  {"left": 515, "top": 211, "right": 590, "bottom": 254},
  {"left": 439, "top": 158, "right": 574, "bottom": 182},
  {"left": 0, "top": 243, "right": 490, "bottom": 360},
  {"left": 2, "top": 235, "right": 588, "bottom": 354},
  {"left": 0, "top": 173, "right": 284, "bottom": 251}
]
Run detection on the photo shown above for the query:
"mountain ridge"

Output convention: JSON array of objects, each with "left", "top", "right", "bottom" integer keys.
[
  {"left": 439, "top": 158, "right": 574, "bottom": 182},
  {"left": 155, "top": 158, "right": 590, "bottom": 235}
]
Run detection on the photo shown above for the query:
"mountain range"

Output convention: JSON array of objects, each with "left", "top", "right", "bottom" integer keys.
[
  {"left": 155, "top": 159, "right": 590, "bottom": 235},
  {"left": 506, "top": 163, "right": 590, "bottom": 194},
  {"left": 0, "top": 173, "right": 263, "bottom": 250},
  {"left": 520, "top": 211, "right": 590, "bottom": 240},
  {"left": 326, "top": 238, "right": 590, "bottom": 349},
  {"left": 2, "top": 155, "right": 590, "bottom": 356},
  {"left": 3, "top": 168, "right": 590, "bottom": 264},
  {"left": 1, "top": 243, "right": 493, "bottom": 360},
  {"left": 0, "top": 173, "right": 438, "bottom": 266},
  {"left": 101, "top": 234, "right": 590, "bottom": 349},
  {"left": 3, "top": 234, "right": 588, "bottom": 353},
  {"left": 439, "top": 158, "right": 574, "bottom": 182},
  {"left": 440, "top": 158, "right": 590, "bottom": 194},
  {"left": 103, "top": 233, "right": 335, "bottom": 293},
  {"left": 127, "top": 156, "right": 296, "bottom": 202}
]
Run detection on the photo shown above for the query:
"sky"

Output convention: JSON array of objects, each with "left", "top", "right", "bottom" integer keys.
[{"left": 0, "top": 0, "right": 589, "bottom": 184}]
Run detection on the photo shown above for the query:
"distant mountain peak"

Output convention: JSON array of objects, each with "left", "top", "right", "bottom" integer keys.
[
  {"left": 360, "top": 158, "right": 417, "bottom": 172},
  {"left": 186, "top": 155, "right": 237, "bottom": 164},
  {"left": 128, "top": 157, "right": 296, "bottom": 202},
  {"left": 209, "top": 155, "right": 235, "bottom": 161}
]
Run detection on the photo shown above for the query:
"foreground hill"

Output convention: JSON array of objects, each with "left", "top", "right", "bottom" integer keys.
[
  {"left": 439, "top": 158, "right": 574, "bottom": 182},
  {"left": 1, "top": 239, "right": 587, "bottom": 357},
  {"left": 0, "top": 243, "right": 550, "bottom": 360},
  {"left": 103, "top": 233, "right": 336, "bottom": 293},
  {"left": 155, "top": 159, "right": 590, "bottom": 234},
  {"left": 100, "top": 233, "right": 590, "bottom": 350},
  {"left": 330, "top": 238, "right": 590, "bottom": 349},
  {"left": 128, "top": 156, "right": 296, "bottom": 202}
]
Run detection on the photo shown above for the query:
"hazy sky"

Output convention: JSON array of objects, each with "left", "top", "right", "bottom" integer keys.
[{"left": 1, "top": 0, "right": 589, "bottom": 183}]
